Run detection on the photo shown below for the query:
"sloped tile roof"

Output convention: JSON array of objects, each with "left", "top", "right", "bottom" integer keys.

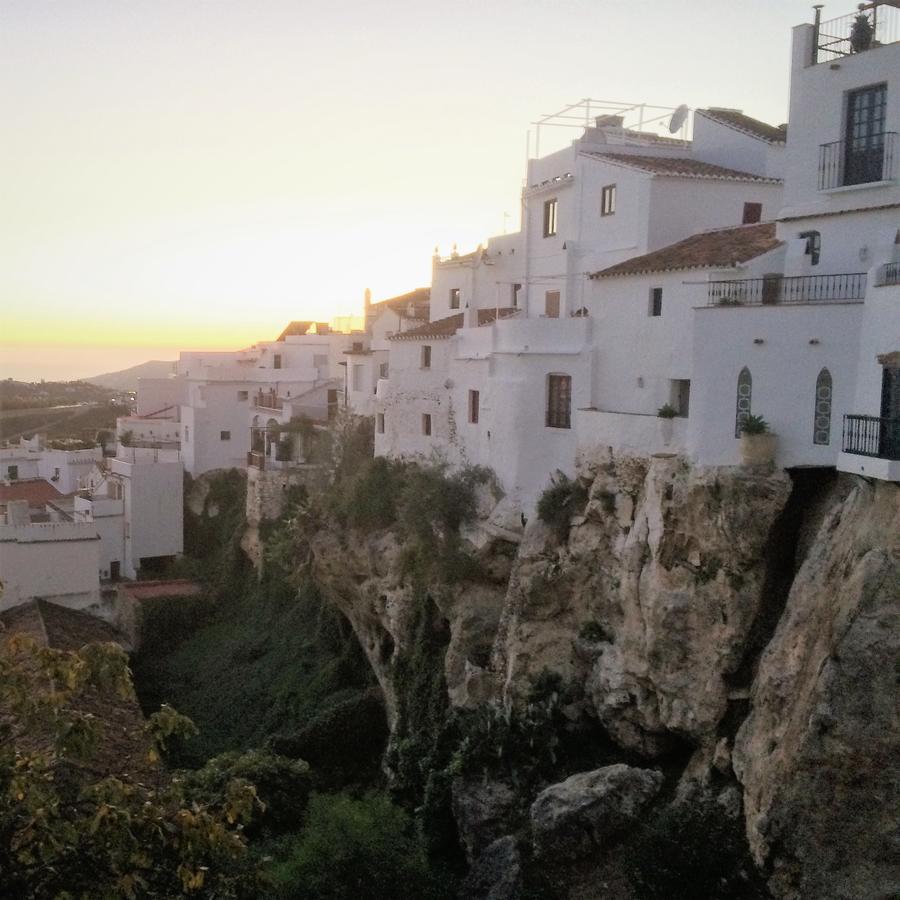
[
  {"left": 583, "top": 152, "right": 782, "bottom": 183},
  {"left": 120, "top": 579, "right": 203, "bottom": 602},
  {"left": 389, "top": 307, "right": 518, "bottom": 341},
  {"left": 0, "top": 479, "right": 64, "bottom": 507},
  {"left": 589, "top": 222, "right": 781, "bottom": 279},
  {"left": 697, "top": 108, "right": 787, "bottom": 144}
]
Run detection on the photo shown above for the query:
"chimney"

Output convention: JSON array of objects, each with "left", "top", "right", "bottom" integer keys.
[{"left": 594, "top": 115, "right": 624, "bottom": 129}]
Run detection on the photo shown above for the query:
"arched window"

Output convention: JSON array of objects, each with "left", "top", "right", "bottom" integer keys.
[
  {"left": 813, "top": 368, "right": 833, "bottom": 445},
  {"left": 735, "top": 367, "right": 752, "bottom": 437}
]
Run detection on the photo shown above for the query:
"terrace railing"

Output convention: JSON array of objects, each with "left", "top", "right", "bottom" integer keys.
[
  {"left": 819, "top": 132, "right": 897, "bottom": 189},
  {"left": 842, "top": 414, "right": 900, "bottom": 460},
  {"left": 814, "top": 3, "right": 900, "bottom": 63},
  {"left": 707, "top": 273, "right": 867, "bottom": 306}
]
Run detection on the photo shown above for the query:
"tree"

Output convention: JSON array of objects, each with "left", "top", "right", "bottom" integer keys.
[{"left": 0, "top": 630, "right": 261, "bottom": 898}]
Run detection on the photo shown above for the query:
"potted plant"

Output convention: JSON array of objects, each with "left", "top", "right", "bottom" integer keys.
[
  {"left": 850, "top": 12, "right": 873, "bottom": 53},
  {"left": 739, "top": 415, "right": 777, "bottom": 465},
  {"left": 657, "top": 403, "right": 677, "bottom": 446}
]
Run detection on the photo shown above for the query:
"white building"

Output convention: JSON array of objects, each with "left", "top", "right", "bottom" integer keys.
[
  {"left": 76, "top": 446, "right": 184, "bottom": 581},
  {"left": 0, "top": 436, "right": 103, "bottom": 494},
  {"left": 375, "top": 4, "right": 900, "bottom": 510},
  {"left": 126, "top": 320, "right": 363, "bottom": 476},
  {"left": 0, "top": 498, "right": 101, "bottom": 613}
]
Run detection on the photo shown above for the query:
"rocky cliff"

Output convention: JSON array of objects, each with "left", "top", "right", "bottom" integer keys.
[{"left": 298, "top": 451, "right": 898, "bottom": 899}]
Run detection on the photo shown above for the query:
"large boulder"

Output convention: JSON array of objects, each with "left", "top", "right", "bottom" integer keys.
[
  {"left": 451, "top": 778, "right": 522, "bottom": 863},
  {"left": 530, "top": 764, "right": 663, "bottom": 860}
]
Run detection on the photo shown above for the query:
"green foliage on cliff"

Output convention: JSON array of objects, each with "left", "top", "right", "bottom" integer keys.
[{"left": 537, "top": 470, "right": 589, "bottom": 541}]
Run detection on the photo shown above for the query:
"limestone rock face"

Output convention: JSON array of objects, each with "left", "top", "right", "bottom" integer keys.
[
  {"left": 530, "top": 764, "right": 663, "bottom": 860},
  {"left": 309, "top": 524, "right": 510, "bottom": 724},
  {"left": 495, "top": 453, "right": 791, "bottom": 755},
  {"left": 733, "top": 478, "right": 900, "bottom": 900},
  {"left": 461, "top": 836, "right": 522, "bottom": 900}
]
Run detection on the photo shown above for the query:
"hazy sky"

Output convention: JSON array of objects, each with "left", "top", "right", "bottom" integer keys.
[{"left": 1, "top": 0, "right": 819, "bottom": 378}]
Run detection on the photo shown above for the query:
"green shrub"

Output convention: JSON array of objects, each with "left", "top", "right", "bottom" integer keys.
[
  {"left": 740, "top": 414, "right": 770, "bottom": 435},
  {"left": 656, "top": 403, "right": 677, "bottom": 418},
  {"left": 537, "top": 471, "right": 589, "bottom": 542},
  {"left": 268, "top": 792, "right": 451, "bottom": 900},
  {"left": 181, "top": 749, "right": 313, "bottom": 835}
]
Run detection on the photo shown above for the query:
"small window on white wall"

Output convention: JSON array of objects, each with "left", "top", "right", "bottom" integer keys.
[
  {"left": 449, "top": 288, "right": 460, "bottom": 309},
  {"left": 813, "top": 368, "right": 832, "bottom": 445},
  {"left": 735, "top": 367, "right": 752, "bottom": 437},
  {"left": 422, "top": 414, "right": 432, "bottom": 436},
  {"left": 237, "top": 390, "right": 249, "bottom": 401},
  {"left": 601, "top": 184, "right": 616, "bottom": 216},
  {"left": 220, "top": 430, "right": 231, "bottom": 441},
  {"left": 377, "top": 413, "right": 385, "bottom": 434},
  {"left": 649, "top": 288, "right": 663, "bottom": 317},
  {"left": 421, "top": 345, "right": 432, "bottom": 369}
]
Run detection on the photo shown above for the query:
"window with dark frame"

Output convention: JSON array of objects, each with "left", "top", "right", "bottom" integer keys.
[
  {"left": 450, "top": 288, "right": 461, "bottom": 309},
  {"left": 649, "top": 287, "right": 663, "bottom": 317},
  {"left": 469, "top": 389, "right": 480, "bottom": 424},
  {"left": 422, "top": 413, "right": 432, "bottom": 436},
  {"left": 799, "top": 230, "right": 821, "bottom": 265},
  {"left": 742, "top": 202, "right": 763, "bottom": 224},
  {"left": 546, "top": 374, "right": 572, "bottom": 429},
  {"left": 545, "top": 291, "right": 560, "bottom": 318},
  {"left": 273, "top": 354, "right": 282, "bottom": 369},
  {"left": 511, "top": 283, "right": 522, "bottom": 306},
  {"left": 543, "top": 198, "right": 558, "bottom": 237},
  {"left": 220, "top": 430, "right": 231, "bottom": 441},
  {"left": 421, "top": 345, "right": 431, "bottom": 368},
  {"left": 601, "top": 184, "right": 616, "bottom": 216},
  {"left": 237, "top": 390, "right": 249, "bottom": 401},
  {"left": 377, "top": 413, "right": 385, "bottom": 434},
  {"left": 379, "top": 361, "right": 389, "bottom": 378}
]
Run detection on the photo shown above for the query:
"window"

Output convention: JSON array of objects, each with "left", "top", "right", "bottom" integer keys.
[
  {"left": 449, "top": 288, "right": 460, "bottom": 310},
  {"left": 184, "top": 426, "right": 190, "bottom": 443},
  {"left": 735, "top": 367, "right": 752, "bottom": 437},
  {"left": 7, "top": 465, "right": 18, "bottom": 480},
  {"left": 844, "top": 83, "right": 887, "bottom": 185},
  {"left": 352, "top": 364, "right": 364, "bottom": 392},
  {"left": 379, "top": 361, "right": 389, "bottom": 379},
  {"left": 377, "top": 413, "right": 385, "bottom": 434},
  {"left": 601, "top": 184, "right": 616, "bottom": 217},
  {"left": 220, "top": 430, "right": 231, "bottom": 441},
  {"left": 813, "top": 368, "right": 833, "bottom": 445},
  {"left": 742, "top": 202, "right": 763, "bottom": 224},
  {"left": 671, "top": 380, "right": 691, "bottom": 417},
  {"left": 422, "top": 414, "right": 432, "bottom": 436},
  {"left": 543, "top": 198, "right": 558, "bottom": 237},
  {"left": 649, "top": 287, "right": 663, "bottom": 317},
  {"left": 511, "top": 283, "right": 522, "bottom": 306},
  {"left": 273, "top": 354, "right": 282, "bottom": 369},
  {"left": 546, "top": 374, "right": 572, "bottom": 429},
  {"left": 545, "top": 291, "right": 560, "bottom": 318},
  {"left": 799, "top": 230, "right": 821, "bottom": 265},
  {"left": 237, "top": 390, "right": 249, "bottom": 401},
  {"left": 421, "top": 345, "right": 432, "bottom": 368},
  {"left": 469, "top": 389, "right": 480, "bottom": 424}
]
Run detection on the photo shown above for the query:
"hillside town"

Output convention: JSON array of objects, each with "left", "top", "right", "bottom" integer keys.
[{"left": 2, "top": 8, "right": 898, "bottom": 615}]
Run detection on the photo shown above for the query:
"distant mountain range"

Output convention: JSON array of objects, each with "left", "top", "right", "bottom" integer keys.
[{"left": 85, "top": 360, "right": 176, "bottom": 392}]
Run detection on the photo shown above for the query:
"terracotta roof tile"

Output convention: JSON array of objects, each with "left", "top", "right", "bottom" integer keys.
[
  {"left": 0, "top": 479, "right": 64, "bottom": 507},
  {"left": 389, "top": 307, "right": 518, "bottom": 341},
  {"left": 370, "top": 287, "right": 430, "bottom": 318},
  {"left": 697, "top": 108, "right": 787, "bottom": 143},
  {"left": 590, "top": 222, "right": 781, "bottom": 279},
  {"left": 121, "top": 579, "right": 203, "bottom": 601},
  {"left": 583, "top": 152, "right": 781, "bottom": 183}
]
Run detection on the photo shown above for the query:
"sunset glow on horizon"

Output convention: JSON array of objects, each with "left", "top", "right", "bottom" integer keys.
[{"left": 2, "top": 0, "right": 815, "bottom": 380}]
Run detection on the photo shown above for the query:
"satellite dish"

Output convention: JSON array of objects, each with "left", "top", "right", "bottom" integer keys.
[{"left": 669, "top": 104, "right": 689, "bottom": 134}]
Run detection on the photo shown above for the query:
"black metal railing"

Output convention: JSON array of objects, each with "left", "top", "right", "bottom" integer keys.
[
  {"left": 842, "top": 414, "right": 900, "bottom": 460},
  {"left": 708, "top": 273, "right": 867, "bottom": 306},
  {"left": 876, "top": 261, "right": 900, "bottom": 286},
  {"left": 819, "top": 132, "right": 897, "bottom": 189},
  {"left": 814, "top": 4, "right": 900, "bottom": 63}
]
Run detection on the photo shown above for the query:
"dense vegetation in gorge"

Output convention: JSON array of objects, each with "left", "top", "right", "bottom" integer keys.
[{"left": 119, "top": 416, "right": 898, "bottom": 899}]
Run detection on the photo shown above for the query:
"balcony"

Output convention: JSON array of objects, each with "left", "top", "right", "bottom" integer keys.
[
  {"left": 253, "top": 390, "right": 283, "bottom": 411},
  {"left": 818, "top": 133, "right": 897, "bottom": 190},
  {"left": 876, "top": 261, "right": 900, "bottom": 286},
  {"left": 842, "top": 414, "right": 900, "bottom": 460},
  {"left": 707, "top": 273, "right": 867, "bottom": 307}
]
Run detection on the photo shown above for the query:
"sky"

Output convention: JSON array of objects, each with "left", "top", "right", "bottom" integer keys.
[{"left": 1, "top": 0, "right": 820, "bottom": 381}]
